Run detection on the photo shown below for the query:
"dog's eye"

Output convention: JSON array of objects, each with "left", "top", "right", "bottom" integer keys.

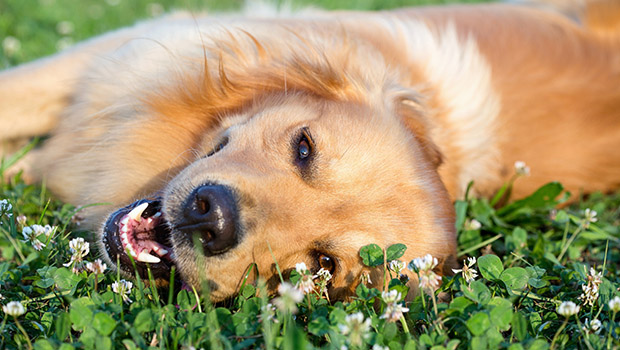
[
  {"left": 298, "top": 138, "right": 311, "bottom": 159},
  {"left": 318, "top": 253, "right": 335, "bottom": 274},
  {"left": 296, "top": 128, "right": 314, "bottom": 162},
  {"left": 205, "top": 137, "right": 229, "bottom": 158}
]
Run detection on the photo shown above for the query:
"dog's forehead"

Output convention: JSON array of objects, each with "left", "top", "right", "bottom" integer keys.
[{"left": 232, "top": 95, "right": 404, "bottom": 149}]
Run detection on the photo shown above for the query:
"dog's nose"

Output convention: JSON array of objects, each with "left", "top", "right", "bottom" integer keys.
[{"left": 178, "top": 184, "right": 238, "bottom": 255}]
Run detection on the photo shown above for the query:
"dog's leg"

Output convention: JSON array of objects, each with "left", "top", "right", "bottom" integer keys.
[
  {"left": 0, "top": 13, "right": 196, "bottom": 178},
  {"left": 0, "top": 33, "right": 138, "bottom": 179}
]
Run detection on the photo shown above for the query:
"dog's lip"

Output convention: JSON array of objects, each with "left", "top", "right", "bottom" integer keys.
[{"left": 102, "top": 198, "right": 175, "bottom": 280}]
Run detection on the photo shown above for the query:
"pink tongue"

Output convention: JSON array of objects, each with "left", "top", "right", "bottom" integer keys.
[{"left": 120, "top": 211, "right": 170, "bottom": 263}]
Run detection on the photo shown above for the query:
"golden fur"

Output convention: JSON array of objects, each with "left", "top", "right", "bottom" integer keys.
[{"left": 0, "top": 2, "right": 619, "bottom": 301}]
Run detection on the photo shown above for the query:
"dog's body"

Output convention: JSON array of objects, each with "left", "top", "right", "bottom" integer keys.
[{"left": 1, "top": 2, "right": 619, "bottom": 300}]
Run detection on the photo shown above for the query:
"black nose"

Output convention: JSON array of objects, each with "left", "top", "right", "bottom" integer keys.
[{"left": 178, "top": 184, "right": 239, "bottom": 255}]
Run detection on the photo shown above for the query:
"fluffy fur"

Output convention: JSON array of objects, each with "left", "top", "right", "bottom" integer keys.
[{"left": 1, "top": 1, "right": 619, "bottom": 301}]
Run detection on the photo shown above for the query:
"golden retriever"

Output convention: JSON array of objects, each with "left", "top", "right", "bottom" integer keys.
[{"left": 0, "top": 1, "right": 619, "bottom": 301}]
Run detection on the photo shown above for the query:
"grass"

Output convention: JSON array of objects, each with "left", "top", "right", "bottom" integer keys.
[{"left": 1, "top": 1, "right": 619, "bottom": 349}]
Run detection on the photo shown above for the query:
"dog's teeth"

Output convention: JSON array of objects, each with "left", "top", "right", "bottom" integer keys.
[
  {"left": 153, "top": 212, "right": 162, "bottom": 218},
  {"left": 128, "top": 202, "right": 148, "bottom": 222},
  {"left": 153, "top": 245, "right": 168, "bottom": 255},
  {"left": 137, "top": 251, "right": 161, "bottom": 264},
  {"left": 120, "top": 216, "right": 129, "bottom": 226}
]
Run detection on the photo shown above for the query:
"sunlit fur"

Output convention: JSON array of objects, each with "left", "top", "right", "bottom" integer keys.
[{"left": 0, "top": 2, "right": 619, "bottom": 301}]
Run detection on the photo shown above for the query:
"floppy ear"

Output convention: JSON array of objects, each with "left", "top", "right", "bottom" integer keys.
[{"left": 393, "top": 90, "right": 443, "bottom": 168}]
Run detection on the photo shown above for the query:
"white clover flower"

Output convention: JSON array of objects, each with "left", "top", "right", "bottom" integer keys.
[
  {"left": 582, "top": 318, "right": 602, "bottom": 335},
  {"left": 583, "top": 209, "right": 598, "bottom": 228},
  {"left": 31, "top": 224, "right": 55, "bottom": 237},
  {"left": 295, "top": 262, "right": 308, "bottom": 274},
  {"left": 380, "top": 302, "right": 409, "bottom": 323},
  {"left": 410, "top": 254, "right": 438, "bottom": 272},
  {"left": 112, "top": 279, "right": 133, "bottom": 303},
  {"left": 86, "top": 259, "right": 107, "bottom": 274},
  {"left": 380, "top": 290, "right": 409, "bottom": 322},
  {"left": 557, "top": 301, "right": 580, "bottom": 317},
  {"left": 609, "top": 296, "right": 620, "bottom": 312},
  {"left": 16, "top": 215, "right": 27, "bottom": 226},
  {"left": 409, "top": 255, "right": 442, "bottom": 291},
  {"left": 3, "top": 301, "right": 25, "bottom": 317},
  {"left": 273, "top": 282, "right": 304, "bottom": 314},
  {"left": 579, "top": 267, "right": 602, "bottom": 307},
  {"left": 315, "top": 268, "right": 332, "bottom": 282},
  {"left": 293, "top": 262, "right": 315, "bottom": 294},
  {"left": 314, "top": 268, "right": 332, "bottom": 300},
  {"left": 381, "top": 290, "right": 403, "bottom": 304},
  {"left": 64, "top": 238, "right": 90, "bottom": 270},
  {"left": 0, "top": 199, "right": 12, "bottom": 216},
  {"left": 338, "top": 312, "right": 371, "bottom": 347},
  {"left": 296, "top": 273, "right": 315, "bottom": 295},
  {"left": 69, "top": 237, "right": 89, "bottom": 257},
  {"left": 360, "top": 271, "right": 372, "bottom": 285},
  {"left": 464, "top": 219, "right": 482, "bottom": 231},
  {"left": 22, "top": 226, "right": 46, "bottom": 251},
  {"left": 2, "top": 37, "right": 20, "bottom": 57},
  {"left": 419, "top": 270, "right": 442, "bottom": 290},
  {"left": 452, "top": 256, "right": 479, "bottom": 283},
  {"left": 514, "top": 161, "right": 530, "bottom": 176},
  {"left": 372, "top": 345, "right": 389, "bottom": 350},
  {"left": 56, "top": 21, "right": 74, "bottom": 35},
  {"left": 388, "top": 260, "right": 406, "bottom": 276}
]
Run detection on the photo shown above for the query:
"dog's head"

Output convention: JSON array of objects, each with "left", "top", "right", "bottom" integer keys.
[
  {"left": 99, "top": 92, "right": 456, "bottom": 301},
  {"left": 96, "top": 29, "right": 457, "bottom": 301}
]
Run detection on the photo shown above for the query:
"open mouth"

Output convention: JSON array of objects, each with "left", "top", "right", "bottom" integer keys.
[{"left": 102, "top": 198, "right": 175, "bottom": 280}]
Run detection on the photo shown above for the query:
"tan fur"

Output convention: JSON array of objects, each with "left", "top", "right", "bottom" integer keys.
[{"left": 0, "top": 2, "right": 618, "bottom": 301}]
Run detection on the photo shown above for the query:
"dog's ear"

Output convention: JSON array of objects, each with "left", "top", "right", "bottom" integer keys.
[{"left": 393, "top": 90, "right": 443, "bottom": 168}]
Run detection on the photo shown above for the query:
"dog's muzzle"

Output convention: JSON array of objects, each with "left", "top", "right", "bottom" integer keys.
[{"left": 176, "top": 184, "right": 240, "bottom": 256}]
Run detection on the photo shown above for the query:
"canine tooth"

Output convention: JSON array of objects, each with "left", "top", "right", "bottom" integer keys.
[
  {"left": 120, "top": 216, "right": 129, "bottom": 226},
  {"left": 128, "top": 202, "right": 148, "bottom": 222},
  {"left": 153, "top": 212, "right": 162, "bottom": 218},
  {"left": 137, "top": 251, "right": 161, "bottom": 264}
]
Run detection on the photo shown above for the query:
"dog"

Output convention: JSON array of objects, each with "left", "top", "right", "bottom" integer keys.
[{"left": 1, "top": 1, "right": 619, "bottom": 301}]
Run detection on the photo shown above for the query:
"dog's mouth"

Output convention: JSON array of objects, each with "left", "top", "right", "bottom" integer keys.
[{"left": 102, "top": 198, "right": 175, "bottom": 280}]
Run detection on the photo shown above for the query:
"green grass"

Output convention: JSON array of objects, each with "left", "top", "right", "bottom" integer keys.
[{"left": 1, "top": 1, "right": 619, "bottom": 349}]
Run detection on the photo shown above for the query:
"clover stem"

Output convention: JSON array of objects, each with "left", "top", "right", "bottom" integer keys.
[
  {"left": 550, "top": 318, "right": 568, "bottom": 350},
  {"left": 13, "top": 317, "right": 32, "bottom": 350}
]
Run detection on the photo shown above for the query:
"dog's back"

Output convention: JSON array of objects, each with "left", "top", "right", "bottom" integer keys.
[{"left": 392, "top": 2, "right": 620, "bottom": 199}]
